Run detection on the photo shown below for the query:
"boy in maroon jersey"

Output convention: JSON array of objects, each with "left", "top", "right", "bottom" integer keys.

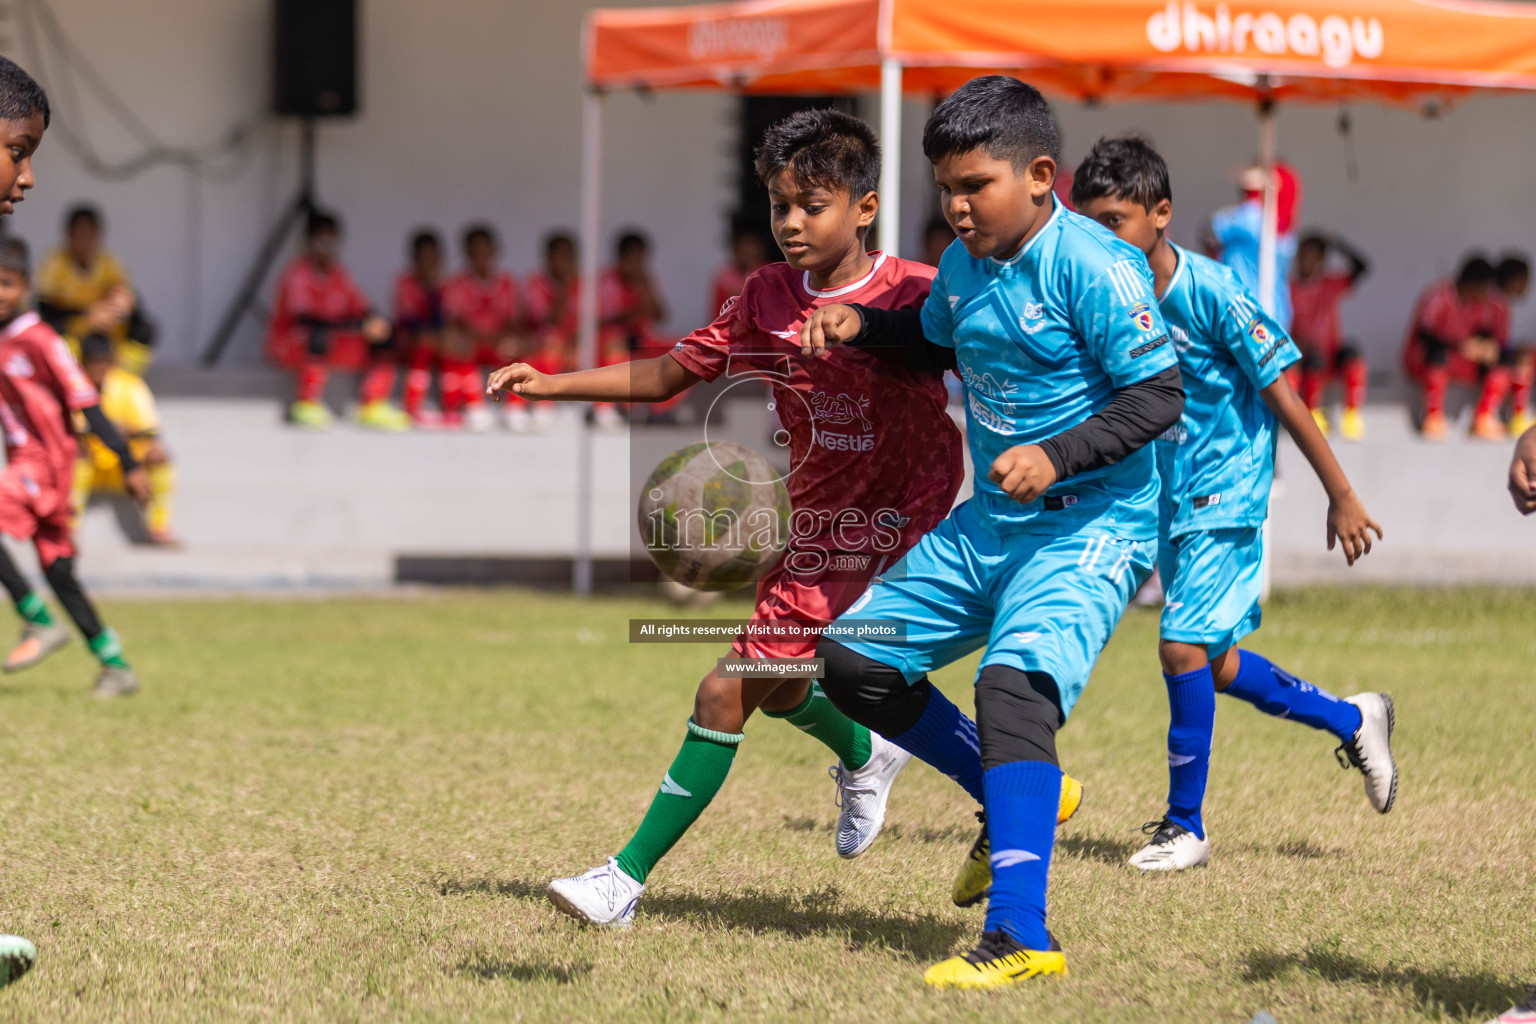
[
  {"left": 0, "top": 236, "right": 146, "bottom": 696},
  {"left": 394, "top": 229, "right": 446, "bottom": 428},
  {"left": 489, "top": 110, "right": 976, "bottom": 927}
]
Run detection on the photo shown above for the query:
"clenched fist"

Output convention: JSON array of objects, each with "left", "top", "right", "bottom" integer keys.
[{"left": 989, "top": 445, "right": 1058, "bottom": 504}]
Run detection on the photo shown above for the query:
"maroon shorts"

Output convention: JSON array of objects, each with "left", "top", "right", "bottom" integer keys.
[{"left": 0, "top": 459, "right": 73, "bottom": 567}]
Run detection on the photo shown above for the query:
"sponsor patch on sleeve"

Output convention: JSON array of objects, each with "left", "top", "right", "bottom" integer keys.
[{"left": 1129, "top": 334, "right": 1170, "bottom": 358}]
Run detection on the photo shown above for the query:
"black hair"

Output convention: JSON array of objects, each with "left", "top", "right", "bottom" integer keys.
[
  {"left": 923, "top": 75, "right": 1059, "bottom": 171},
  {"left": 66, "top": 204, "right": 101, "bottom": 233},
  {"left": 1496, "top": 254, "right": 1530, "bottom": 288},
  {"left": 545, "top": 230, "right": 575, "bottom": 257},
  {"left": 1297, "top": 232, "right": 1328, "bottom": 254},
  {"left": 409, "top": 228, "right": 440, "bottom": 256},
  {"left": 753, "top": 108, "right": 880, "bottom": 199},
  {"left": 0, "top": 235, "right": 28, "bottom": 277},
  {"left": 1458, "top": 255, "right": 1496, "bottom": 288},
  {"left": 615, "top": 230, "right": 649, "bottom": 258},
  {"left": 0, "top": 57, "right": 49, "bottom": 129},
  {"left": 79, "top": 332, "right": 115, "bottom": 363},
  {"left": 305, "top": 209, "right": 340, "bottom": 238},
  {"left": 463, "top": 222, "right": 496, "bottom": 251},
  {"left": 1069, "top": 135, "right": 1170, "bottom": 211}
]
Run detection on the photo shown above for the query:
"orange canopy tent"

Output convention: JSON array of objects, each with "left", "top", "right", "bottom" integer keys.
[{"left": 566, "top": 0, "right": 1536, "bottom": 592}]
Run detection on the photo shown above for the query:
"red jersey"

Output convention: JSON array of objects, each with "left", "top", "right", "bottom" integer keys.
[
  {"left": 443, "top": 270, "right": 521, "bottom": 339},
  {"left": 710, "top": 264, "right": 748, "bottom": 320},
  {"left": 1408, "top": 278, "right": 1508, "bottom": 351},
  {"left": 1290, "top": 272, "right": 1354, "bottom": 353},
  {"left": 526, "top": 272, "right": 580, "bottom": 337},
  {"left": 393, "top": 272, "right": 443, "bottom": 336},
  {"left": 668, "top": 254, "right": 963, "bottom": 560},
  {"left": 272, "top": 257, "right": 372, "bottom": 333},
  {"left": 0, "top": 313, "right": 99, "bottom": 492}
]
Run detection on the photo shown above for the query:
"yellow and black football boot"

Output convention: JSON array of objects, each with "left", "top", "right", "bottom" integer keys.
[
  {"left": 950, "top": 773, "right": 1083, "bottom": 907},
  {"left": 924, "top": 929, "right": 1067, "bottom": 990}
]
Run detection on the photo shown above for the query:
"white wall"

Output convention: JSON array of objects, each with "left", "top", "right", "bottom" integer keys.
[{"left": 5, "top": 0, "right": 1536, "bottom": 374}]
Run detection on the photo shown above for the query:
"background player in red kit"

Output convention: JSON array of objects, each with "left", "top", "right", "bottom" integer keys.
[
  {"left": 487, "top": 109, "right": 965, "bottom": 927},
  {"left": 267, "top": 210, "right": 408, "bottom": 433},
  {"left": 1403, "top": 256, "right": 1511, "bottom": 441},
  {"left": 0, "top": 237, "right": 145, "bottom": 697},
  {"left": 1289, "top": 232, "right": 1370, "bottom": 440},
  {"left": 442, "top": 224, "right": 524, "bottom": 432},
  {"left": 708, "top": 218, "right": 769, "bottom": 317},
  {"left": 522, "top": 232, "right": 580, "bottom": 432},
  {"left": 596, "top": 231, "right": 676, "bottom": 427},
  {"left": 394, "top": 229, "right": 446, "bottom": 428}
]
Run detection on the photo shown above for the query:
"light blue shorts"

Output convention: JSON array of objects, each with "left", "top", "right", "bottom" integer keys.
[
  {"left": 834, "top": 499, "right": 1156, "bottom": 721},
  {"left": 1158, "top": 526, "right": 1264, "bottom": 654}
]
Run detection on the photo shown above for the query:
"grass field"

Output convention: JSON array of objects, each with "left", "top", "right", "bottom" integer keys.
[{"left": 0, "top": 586, "right": 1531, "bottom": 1022}]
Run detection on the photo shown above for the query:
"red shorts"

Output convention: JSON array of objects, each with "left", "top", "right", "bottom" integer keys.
[
  {"left": 0, "top": 460, "right": 74, "bottom": 567},
  {"left": 265, "top": 328, "right": 371, "bottom": 371},
  {"left": 732, "top": 549, "right": 904, "bottom": 662}
]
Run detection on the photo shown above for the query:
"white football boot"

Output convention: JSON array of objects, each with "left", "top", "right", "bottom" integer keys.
[
  {"left": 1487, "top": 987, "right": 1536, "bottom": 1024},
  {"left": 547, "top": 858, "right": 644, "bottom": 928},
  {"left": 830, "top": 731, "right": 912, "bottom": 859},
  {"left": 1336, "top": 693, "right": 1398, "bottom": 813},
  {"left": 1128, "top": 817, "right": 1210, "bottom": 872}
]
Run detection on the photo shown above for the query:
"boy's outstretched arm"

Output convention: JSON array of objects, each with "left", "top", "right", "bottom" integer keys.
[
  {"left": 487, "top": 353, "right": 700, "bottom": 404},
  {"left": 1509, "top": 426, "right": 1536, "bottom": 515},
  {"left": 799, "top": 303, "right": 952, "bottom": 370},
  {"left": 1260, "top": 373, "right": 1382, "bottom": 563}
]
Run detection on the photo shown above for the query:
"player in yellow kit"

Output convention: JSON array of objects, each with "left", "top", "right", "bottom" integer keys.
[{"left": 72, "top": 333, "right": 177, "bottom": 546}]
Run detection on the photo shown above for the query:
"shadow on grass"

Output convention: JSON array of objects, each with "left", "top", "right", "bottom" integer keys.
[
  {"left": 1269, "top": 838, "right": 1346, "bottom": 860},
  {"left": 1057, "top": 832, "right": 1138, "bottom": 864},
  {"left": 640, "top": 885, "right": 968, "bottom": 958},
  {"left": 1241, "top": 945, "right": 1523, "bottom": 1018},
  {"left": 457, "top": 953, "right": 592, "bottom": 984},
  {"left": 435, "top": 875, "right": 967, "bottom": 960}
]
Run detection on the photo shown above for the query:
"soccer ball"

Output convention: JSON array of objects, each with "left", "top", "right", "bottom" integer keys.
[{"left": 637, "top": 441, "right": 790, "bottom": 592}]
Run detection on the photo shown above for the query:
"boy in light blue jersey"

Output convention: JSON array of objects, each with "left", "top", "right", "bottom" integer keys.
[
  {"left": 799, "top": 78, "right": 1185, "bottom": 989},
  {"left": 1073, "top": 136, "right": 1398, "bottom": 873}
]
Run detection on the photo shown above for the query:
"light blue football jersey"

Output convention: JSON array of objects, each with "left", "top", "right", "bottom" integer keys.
[
  {"left": 1154, "top": 242, "right": 1301, "bottom": 539},
  {"left": 1210, "top": 198, "right": 1296, "bottom": 329},
  {"left": 921, "top": 201, "right": 1179, "bottom": 541}
]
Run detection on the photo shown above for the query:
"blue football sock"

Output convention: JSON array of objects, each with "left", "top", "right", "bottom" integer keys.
[
  {"left": 981, "top": 760, "right": 1060, "bottom": 950},
  {"left": 888, "top": 685, "right": 984, "bottom": 803},
  {"left": 1164, "top": 665, "right": 1215, "bottom": 840},
  {"left": 1224, "top": 650, "right": 1363, "bottom": 742}
]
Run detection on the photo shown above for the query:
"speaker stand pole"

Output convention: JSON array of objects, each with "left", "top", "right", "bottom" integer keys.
[{"left": 200, "top": 118, "right": 318, "bottom": 367}]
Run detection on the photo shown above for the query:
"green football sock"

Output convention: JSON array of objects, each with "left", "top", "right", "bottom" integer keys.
[
  {"left": 15, "top": 591, "right": 53, "bottom": 628},
  {"left": 761, "top": 682, "right": 872, "bottom": 770},
  {"left": 87, "top": 628, "right": 130, "bottom": 670},
  {"left": 614, "top": 720, "right": 741, "bottom": 885}
]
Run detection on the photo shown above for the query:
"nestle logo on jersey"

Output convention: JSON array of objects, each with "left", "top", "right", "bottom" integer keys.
[
  {"left": 1147, "top": 3, "right": 1383, "bottom": 69},
  {"left": 810, "top": 391, "right": 874, "bottom": 452},
  {"left": 817, "top": 432, "right": 875, "bottom": 452}
]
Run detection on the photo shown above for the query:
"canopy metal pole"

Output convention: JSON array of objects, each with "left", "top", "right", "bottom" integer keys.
[
  {"left": 574, "top": 88, "right": 604, "bottom": 597},
  {"left": 879, "top": 59, "right": 903, "bottom": 256},
  {"left": 1256, "top": 99, "right": 1279, "bottom": 318}
]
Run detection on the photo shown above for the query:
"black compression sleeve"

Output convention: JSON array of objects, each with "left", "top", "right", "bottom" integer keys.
[
  {"left": 81, "top": 405, "right": 140, "bottom": 474},
  {"left": 845, "top": 304, "right": 955, "bottom": 373},
  {"left": 1036, "top": 366, "right": 1184, "bottom": 480}
]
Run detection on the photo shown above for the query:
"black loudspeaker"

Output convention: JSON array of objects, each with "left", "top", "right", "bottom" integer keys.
[{"left": 273, "top": 0, "right": 357, "bottom": 118}]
